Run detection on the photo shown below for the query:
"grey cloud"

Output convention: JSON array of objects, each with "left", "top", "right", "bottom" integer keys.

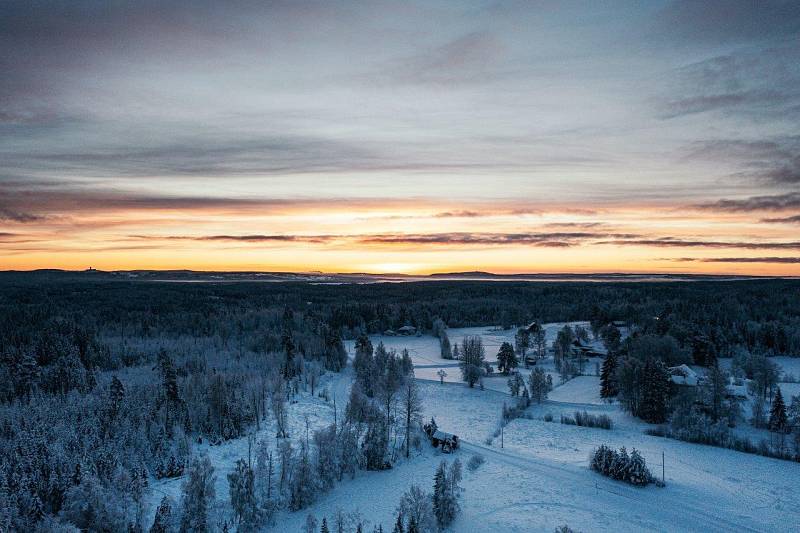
[
  {"left": 604, "top": 237, "right": 800, "bottom": 250},
  {"left": 695, "top": 192, "right": 800, "bottom": 212},
  {"left": 761, "top": 214, "right": 800, "bottom": 224},
  {"left": 684, "top": 138, "right": 800, "bottom": 184},
  {"left": 357, "top": 232, "right": 639, "bottom": 247},
  {"left": 0, "top": 209, "right": 46, "bottom": 223}
]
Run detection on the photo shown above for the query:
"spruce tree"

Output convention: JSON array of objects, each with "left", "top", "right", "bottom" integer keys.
[
  {"left": 600, "top": 354, "right": 617, "bottom": 398},
  {"left": 640, "top": 358, "right": 669, "bottom": 423},
  {"left": 432, "top": 462, "right": 445, "bottom": 527},
  {"left": 321, "top": 517, "right": 330, "bottom": 533},
  {"left": 769, "top": 387, "right": 788, "bottom": 433}
]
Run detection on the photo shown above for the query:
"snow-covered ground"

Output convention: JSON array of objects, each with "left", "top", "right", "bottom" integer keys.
[
  {"left": 278, "top": 375, "right": 800, "bottom": 532},
  {"left": 150, "top": 326, "right": 800, "bottom": 532},
  {"left": 344, "top": 321, "right": 609, "bottom": 393}
]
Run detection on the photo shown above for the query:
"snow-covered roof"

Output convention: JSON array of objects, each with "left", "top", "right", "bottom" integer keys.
[
  {"left": 668, "top": 364, "right": 699, "bottom": 386},
  {"left": 432, "top": 430, "right": 456, "bottom": 441}
]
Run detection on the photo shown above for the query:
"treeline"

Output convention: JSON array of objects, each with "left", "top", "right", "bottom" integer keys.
[{"left": 2, "top": 278, "right": 800, "bottom": 357}]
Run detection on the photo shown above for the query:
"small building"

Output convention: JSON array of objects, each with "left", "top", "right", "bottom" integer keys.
[
  {"left": 570, "top": 339, "right": 604, "bottom": 358},
  {"left": 397, "top": 325, "right": 417, "bottom": 336},
  {"left": 668, "top": 364, "right": 700, "bottom": 386},
  {"left": 526, "top": 321, "right": 543, "bottom": 333}
]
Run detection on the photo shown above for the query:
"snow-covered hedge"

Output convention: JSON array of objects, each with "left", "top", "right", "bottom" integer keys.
[{"left": 589, "top": 445, "right": 654, "bottom": 486}]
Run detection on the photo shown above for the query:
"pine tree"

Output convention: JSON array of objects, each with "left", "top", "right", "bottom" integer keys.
[
  {"left": 769, "top": 387, "right": 788, "bottom": 433},
  {"left": 599, "top": 354, "right": 617, "bottom": 398},
  {"left": 109, "top": 375, "right": 125, "bottom": 417},
  {"left": 149, "top": 496, "right": 174, "bottom": 533},
  {"left": 496, "top": 342, "right": 518, "bottom": 374},
  {"left": 392, "top": 512, "right": 404, "bottom": 533},
  {"left": 321, "top": 517, "right": 330, "bottom": 533},
  {"left": 407, "top": 516, "right": 419, "bottom": 533}
]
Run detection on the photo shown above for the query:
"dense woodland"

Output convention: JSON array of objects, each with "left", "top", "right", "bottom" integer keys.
[{"left": 1, "top": 275, "right": 799, "bottom": 531}]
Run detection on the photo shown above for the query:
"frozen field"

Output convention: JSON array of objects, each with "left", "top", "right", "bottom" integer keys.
[
  {"left": 277, "top": 368, "right": 800, "bottom": 532},
  {"left": 150, "top": 328, "right": 800, "bottom": 532},
  {"left": 345, "top": 321, "right": 609, "bottom": 392}
]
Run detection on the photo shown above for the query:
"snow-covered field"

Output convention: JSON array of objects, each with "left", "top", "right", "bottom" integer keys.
[
  {"left": 276, "top": 374, "right": 800, "bottom": 532},
  {"left": 151, "top": 326, "right": 800, "bottom": 532},
  {"left": 344, "top": 322, "right": 607, "bottom": 393}
]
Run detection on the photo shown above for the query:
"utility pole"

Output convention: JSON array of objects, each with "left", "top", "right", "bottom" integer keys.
[{"left": 662, "top": 451, "right": 665, "bottom": 486}]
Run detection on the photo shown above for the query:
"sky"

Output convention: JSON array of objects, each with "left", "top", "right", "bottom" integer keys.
[{"left": 1, "top": 0, "right": 800, "bottom": 275}]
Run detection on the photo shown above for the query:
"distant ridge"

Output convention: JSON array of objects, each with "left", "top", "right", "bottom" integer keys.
[{"left": 0, "top": 269, "right": 790, "bottom": 284}]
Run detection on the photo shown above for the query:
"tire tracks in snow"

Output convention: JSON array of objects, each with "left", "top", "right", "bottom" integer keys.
[{"left": 459, "top": 441, "right": 762, "bottom": 533}]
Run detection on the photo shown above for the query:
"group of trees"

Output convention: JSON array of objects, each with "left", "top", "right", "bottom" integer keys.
[
  {"left": 590, "top": 445, "right": 654, "bottom": 486},
  {"left": 391, "top": 459, "right": 462, "bottom": 533},
  {"left": 351, "top": 336, "right": 420, "bottom": 465},
  {"left": 508, "top": 367, "right": 553, "bottom": 405}
]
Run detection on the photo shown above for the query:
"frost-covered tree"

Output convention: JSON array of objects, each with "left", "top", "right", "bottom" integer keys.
[
  {"left": 289, "top": 444, "right": 318, "bottom": 511},
  {"left": 507, "top": 373, "right": 524, "bottom": 397},
  {"left": 459, "top": 336, "right": 485, "bottom": 388},
  {"left": 353, "top": 334, "right": 375, "bottom": 396},
  {"left": 303, "top": 514, "right": 318, "bottom": 533},
  {"left": 314, "top": 425, "right": 339, "bottom": 490},
  {"left": 400, "top": 379, "right": 423, "bottom": 458},
  {"left": 254, "top": 438, "right": 277, "bottom": 520},
  {"left": 397, "top": 485, "right": 435, "bottom": 533},
  {"left": 496, "top": 342, "right": 518, "bottom": 375},
  {"left": 228, "top": 459, "right": 259, "bottom": 530},
  {"left": 150, "top": 496, "right": 176, "bottom": 533},
  {"left": 432, "top": 459, "right": 461, "bottom": 529},
  {"left": 179, "top": 455, "right": 216, "bottom": 533},
  {"left": 529, "top": 367, "right": 551, "bottom": 403}
]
